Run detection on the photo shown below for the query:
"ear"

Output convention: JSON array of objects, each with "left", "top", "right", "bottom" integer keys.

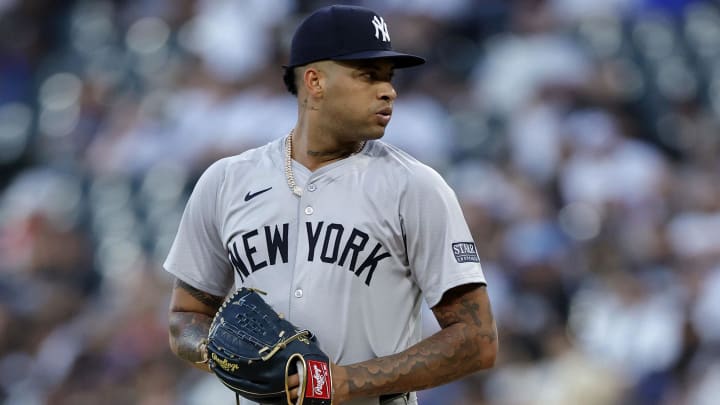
[{"left": 302, "top": 66, "right": 325, "bottom": 98}]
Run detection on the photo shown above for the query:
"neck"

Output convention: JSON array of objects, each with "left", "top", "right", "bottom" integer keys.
[{"left": 289, "top": 128, "right": 365, "bottom": 171}]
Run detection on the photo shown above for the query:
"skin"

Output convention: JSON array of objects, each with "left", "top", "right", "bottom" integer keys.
[
  {"left": 167, "top": 58, "right": 498, "bottom": 403},
  {"left": 332, "top": 283, "right": 497, "bottom": 402},
  {"left": 168, "top": 278, "right": 223, "bottom": 373},
  {"left": 292, "top": 59, "right": 397, "bottom": 170}
]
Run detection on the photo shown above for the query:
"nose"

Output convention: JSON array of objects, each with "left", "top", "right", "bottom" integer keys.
[{"left": 378, "top": 82, "right": 397, "bottom": 102}]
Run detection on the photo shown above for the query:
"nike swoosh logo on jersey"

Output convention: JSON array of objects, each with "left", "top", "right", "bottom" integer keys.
[{"left": 244, "top": 187, "right": 272, "bottom": 201}]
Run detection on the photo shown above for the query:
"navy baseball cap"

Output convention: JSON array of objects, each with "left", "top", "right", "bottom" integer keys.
[{"left": 286, "top": 5, "right": 425, "bottom": 69}]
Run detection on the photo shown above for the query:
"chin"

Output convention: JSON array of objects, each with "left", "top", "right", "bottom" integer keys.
[{"left": 368, "top": 126, "right": 388, "bottom": 140}]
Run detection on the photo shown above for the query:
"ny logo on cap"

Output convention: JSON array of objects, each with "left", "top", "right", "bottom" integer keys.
[{"left": 371, "top": 16, "right": 390, "bottom": 42}]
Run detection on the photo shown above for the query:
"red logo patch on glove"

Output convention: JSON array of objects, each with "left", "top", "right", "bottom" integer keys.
[{"left": 305, "top": 360, "right": 331, "bottom": 399}]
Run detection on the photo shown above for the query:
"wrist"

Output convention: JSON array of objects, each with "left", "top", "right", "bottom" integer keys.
[{"left": 330, "top": 363, "right": 347, "bottom": 404}]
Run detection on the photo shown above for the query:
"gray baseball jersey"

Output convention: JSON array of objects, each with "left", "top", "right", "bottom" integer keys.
[{"left": 164, "top": 136, "right": 486, "bottom": 405}]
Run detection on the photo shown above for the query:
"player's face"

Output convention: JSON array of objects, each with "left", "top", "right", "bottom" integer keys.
[{"left": 320, "top": 59, "right": 397, "bottom": 141}]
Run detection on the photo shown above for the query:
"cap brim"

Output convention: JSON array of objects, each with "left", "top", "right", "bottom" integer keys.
[{"left": 331, "top": 50, "right": 426, "bottom": 68}]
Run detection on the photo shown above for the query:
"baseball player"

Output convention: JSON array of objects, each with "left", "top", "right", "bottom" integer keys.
[{"left": 165, "top": 5, "right": 497, "bottom": 405}]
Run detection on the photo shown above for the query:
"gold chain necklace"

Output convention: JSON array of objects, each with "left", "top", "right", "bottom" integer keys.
[
  {"left": 284, "top": 131, "right": 303, "bottom": 197},
  {"left": 284, "top": 129, "right": 365, "bottom": 197}
]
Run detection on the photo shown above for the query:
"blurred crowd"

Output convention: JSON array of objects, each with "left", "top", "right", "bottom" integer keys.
[{"left": 1, "top": 0, "right": 719, "bottom": 404}]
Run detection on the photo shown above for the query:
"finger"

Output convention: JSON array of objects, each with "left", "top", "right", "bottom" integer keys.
[
  {"left": 288, "top": 373, "right": 300, "bottom": 401},
  {"left": 288, "top": 373, "right": 300, "bottom": 388},
  {"left": 289, "top": 387, "right": 299, "bottom": 401}
]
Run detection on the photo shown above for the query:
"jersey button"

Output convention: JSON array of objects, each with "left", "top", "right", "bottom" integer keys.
[
  {"left": 304, "top": 206, "right": 314, "bottom": 215},
  {"left": 307, "top": 183, "right": 317, "bottom": 192},
  {"left": 294, "top": 289, "right": 303, "bottom": 298}
]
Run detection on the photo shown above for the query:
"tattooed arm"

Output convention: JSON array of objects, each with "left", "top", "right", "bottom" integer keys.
[
  {"left": 168, "top": 278, "right": 225, "bottom": 372},
  {"left": 331, "top": 283, "right": 497, "bottom": 403}
]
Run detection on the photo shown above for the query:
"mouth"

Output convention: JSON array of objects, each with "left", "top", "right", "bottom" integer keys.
[{"left": 375, "top": 107, "right": 393, "bottom": 125}]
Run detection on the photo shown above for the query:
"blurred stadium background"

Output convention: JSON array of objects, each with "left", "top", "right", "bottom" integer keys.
[{"left": 1, "top": 0, "right": 719, "bottom": 404}]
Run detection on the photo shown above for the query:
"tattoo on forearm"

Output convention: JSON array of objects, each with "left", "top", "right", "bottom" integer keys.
[
  {"left": 169, "top": 279, "right": 224, "bottom": 367},
  {"left": 342, "top": 286, "right": 497, "bottom": 398},
  {"left": 175, "top": 279, "right": 224, "bottom": 308},
  {"left": 169, "top": 311, "right": 212, "bottom": 364}
]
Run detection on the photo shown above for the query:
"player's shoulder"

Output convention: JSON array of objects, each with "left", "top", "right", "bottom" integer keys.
[
  {"left": 199, "top": 138, "right": 282, "bottom": 180},
  {"left": 223, "top": 138, "right": 282, "bottom": 169},
  {"left": 368, "top": 140, "right": 448, "bottom": 189}
]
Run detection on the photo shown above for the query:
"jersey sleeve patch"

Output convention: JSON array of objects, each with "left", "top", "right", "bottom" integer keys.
[{"left": 452, "top": 242, "right": 480, "bottom": 263}]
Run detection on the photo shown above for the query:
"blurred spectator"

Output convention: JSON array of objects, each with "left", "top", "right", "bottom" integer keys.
[{"left": 1, "top": 0, "right": 719, "bottom": 404}]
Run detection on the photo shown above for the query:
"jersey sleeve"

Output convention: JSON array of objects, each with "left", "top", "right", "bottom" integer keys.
[
  {"left": 163, "top": 159, "right": 234, "bottom": 297},
  {"left": 400, "top": 164, "right": 486, "bottom": 308}
]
